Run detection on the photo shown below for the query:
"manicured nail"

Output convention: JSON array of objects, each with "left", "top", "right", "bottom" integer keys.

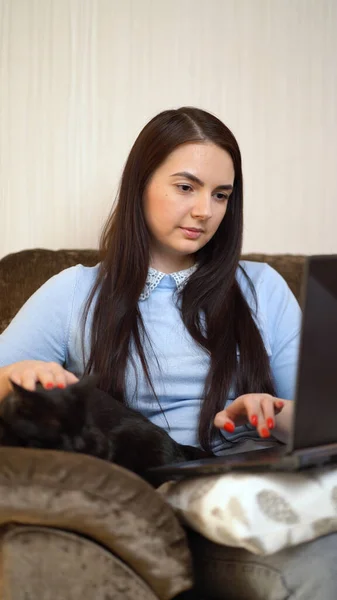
[
  {"left": 224, "top": 421, "right": 235, "bottom": 433},
  {"left": 276, "top": 400, "right": 284, "bottom": 408},
  {"left": 261, "top": 427, "right": 270, "bottom": 438},
  {"left": 267, "top": 418, "right": 274, "bottom": 429},
  {"left": 45, "top": 383, "right": 54, "bottom": 389},
  {"left": 57, "top": 384, "right": 65, "bottom": 389},
  {"left": 250, "top": 415, "right": 258, "bottom": 427}
]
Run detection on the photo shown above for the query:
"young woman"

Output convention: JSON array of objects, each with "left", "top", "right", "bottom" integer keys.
[{"left": 0, "top": 107, "right": 336, "bottom": 598}]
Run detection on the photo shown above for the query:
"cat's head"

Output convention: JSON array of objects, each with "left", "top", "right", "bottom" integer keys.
[{"left": 2, "top": 374, "right": 100, "bottom": 442}]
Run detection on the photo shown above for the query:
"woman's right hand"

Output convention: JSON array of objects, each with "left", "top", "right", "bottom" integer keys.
[{"left": 2, "top": 360, "right": 79, "bottom": 394}]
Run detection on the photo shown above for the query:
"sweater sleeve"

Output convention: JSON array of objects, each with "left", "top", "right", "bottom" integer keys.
[
  {"left": 0, "top": 266, "right": 79, "bottom": 369},
  {"left": 258, "top": 264, "right": 302, "bottom": 400}
]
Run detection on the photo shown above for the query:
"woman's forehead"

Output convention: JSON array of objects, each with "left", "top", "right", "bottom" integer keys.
[{"left": 156, "top": 142, "right": 235, "bottom": 183}]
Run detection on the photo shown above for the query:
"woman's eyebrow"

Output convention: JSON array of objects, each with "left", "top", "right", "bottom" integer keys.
[{"left": 170, "top": 171, "right": 233, "bottom": 191}]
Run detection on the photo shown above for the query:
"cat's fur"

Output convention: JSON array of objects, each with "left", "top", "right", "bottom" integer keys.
[{"left": 0, "top": 375, "right": 211, "bottom": 484}]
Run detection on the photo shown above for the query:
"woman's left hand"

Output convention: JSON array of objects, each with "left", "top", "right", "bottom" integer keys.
[{"left": 214, "top": 393, "right": 287, "bottom": 439}]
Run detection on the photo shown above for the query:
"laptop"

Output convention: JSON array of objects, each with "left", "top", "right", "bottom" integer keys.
[{"left": 148, "top": 255, "right": 337, "bottom": 480}]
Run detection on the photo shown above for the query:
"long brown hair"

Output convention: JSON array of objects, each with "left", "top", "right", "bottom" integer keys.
[{"left": 82, "top": 107, "right": 275, "bottom": 450}]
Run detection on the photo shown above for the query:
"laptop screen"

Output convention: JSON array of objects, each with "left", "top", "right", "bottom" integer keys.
[{"left": 291, "top": 255, "right": 337, "bottom": 451}]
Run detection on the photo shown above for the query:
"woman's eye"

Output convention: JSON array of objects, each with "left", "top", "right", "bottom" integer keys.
[
  {"left": 214, "top": 192, "right": 229, "bottom": 201},
  {"left": 177, "top": 184, "right": 192, "bottom": 192}
]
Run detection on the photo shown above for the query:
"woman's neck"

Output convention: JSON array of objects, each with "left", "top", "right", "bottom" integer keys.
[{"left": 149, "top": 254, "right": 195, "bottom": 274}]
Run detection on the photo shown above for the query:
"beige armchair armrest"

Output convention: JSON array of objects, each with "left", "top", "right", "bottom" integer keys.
[{"left": 0, "top": 448, "right": 193, "bottom": 600}]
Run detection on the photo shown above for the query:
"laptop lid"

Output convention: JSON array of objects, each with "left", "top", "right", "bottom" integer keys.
[{"left": 289, "top": 255, "right": 337, "bottom": 452}]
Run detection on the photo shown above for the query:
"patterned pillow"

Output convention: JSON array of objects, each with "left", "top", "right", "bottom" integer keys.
[{"left": 158, "top": 466, "right": 337, "bottom": 555}]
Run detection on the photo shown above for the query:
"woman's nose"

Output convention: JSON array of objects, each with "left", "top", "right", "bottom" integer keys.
[{"left": 191, "top": 193, "right": 212, "bottom": 219}]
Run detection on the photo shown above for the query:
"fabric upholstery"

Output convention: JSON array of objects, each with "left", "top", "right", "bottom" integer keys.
[
  {"left": 0, "top": 447, "right": 193, "bottom": 600},
  {"left": 1, "top": 525, "right": 158, "bottom": 600}
]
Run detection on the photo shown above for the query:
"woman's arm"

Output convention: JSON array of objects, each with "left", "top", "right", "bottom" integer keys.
[
  {"left": 0, "top": 266, "right": 81, "bottom": 397},
  {"left": 214, "top": 264, "right": 302, "bottom": 443}
]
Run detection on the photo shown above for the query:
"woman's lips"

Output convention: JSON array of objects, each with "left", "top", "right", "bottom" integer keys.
[{"left": 180, "top": 227, "right": 203, "bottom": 239}]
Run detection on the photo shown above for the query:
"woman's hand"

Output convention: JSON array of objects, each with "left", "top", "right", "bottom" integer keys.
[
  {"left": 214, "top": 393, "right": 293, "bottom": 442},
  {"left": 2, "top": 360, "right": 79, "bottom": 395}
]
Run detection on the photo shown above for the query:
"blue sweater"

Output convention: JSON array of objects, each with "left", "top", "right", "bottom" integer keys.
[{"left": 0, "top": 261, "right": 301, "bottom": 453}]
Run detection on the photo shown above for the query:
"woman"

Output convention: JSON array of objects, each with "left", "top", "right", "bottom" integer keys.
[{"left": 0, "top": 107, "right": 336, "bottom": 598}]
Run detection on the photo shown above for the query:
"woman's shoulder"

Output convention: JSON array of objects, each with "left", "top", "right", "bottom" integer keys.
[
  {"left": 237, "top": 259, "right": 300, "bottom": 330},
  {"left": 44, "top": 263, "right": 100, "bottom": 295},
  {"left": 21, "top": 263, "right": 102, "bottom": 318},
  {"left": 237, "top": 259, "right": 285, "bottom": 292}
]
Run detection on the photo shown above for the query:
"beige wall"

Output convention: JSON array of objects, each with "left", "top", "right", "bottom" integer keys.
[{"left": 0, "top": 0, "right": 336, "bottom": 258}]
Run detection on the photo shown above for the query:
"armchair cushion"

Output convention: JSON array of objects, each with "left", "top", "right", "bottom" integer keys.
[{"left": 159, "top": 466, "right": 337, "bottom": 556}]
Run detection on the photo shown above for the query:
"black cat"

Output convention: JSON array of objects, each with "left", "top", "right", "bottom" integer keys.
[{"left": 0, "top": 375, "right": 211, "bottom": 484}]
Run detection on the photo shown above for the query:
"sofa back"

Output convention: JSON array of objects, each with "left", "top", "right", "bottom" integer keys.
[{"left": 0, "top": 249, "right": 306, "bottom": 334}]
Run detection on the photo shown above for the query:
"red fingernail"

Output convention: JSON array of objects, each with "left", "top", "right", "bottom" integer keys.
[
  {"left": 267, "top": 418, "right": 274, "bottom": 429},
  {"left": 57, "top": 384, "right": 65, "bottom": 389},
  {"left": 250, "top": 415, "right": 258, "bottom": 427},
  {"left": 45, "top": 383, "right": 54, "bottom": 389},
  {"left": 276, "top": 401, "right": 284, "bottom": 408},
  {"left": 261, "top": 427, "right": 270, "bottom": 438},
  {"left": 224, "top": 421, "right": 235, "bottom": 433}
]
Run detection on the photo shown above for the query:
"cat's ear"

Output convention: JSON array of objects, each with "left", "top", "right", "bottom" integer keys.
[
  {"left": 69, "top": 374, "right": 100, "bottom": 392},
  {"left": 9, "top": 380, "right": 38, "bottom": 398},
  {"left": 9, "top": 375, "right": 100, "bottom": 398}
]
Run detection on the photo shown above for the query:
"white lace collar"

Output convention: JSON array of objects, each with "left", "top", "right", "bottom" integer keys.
[{"left": 139, "top": 264, "right": 198, "bottom": 301}]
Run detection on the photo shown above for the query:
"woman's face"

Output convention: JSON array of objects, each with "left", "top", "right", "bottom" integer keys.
[{"left": 143, "top": 142, "right": 235, "bottom": 272}]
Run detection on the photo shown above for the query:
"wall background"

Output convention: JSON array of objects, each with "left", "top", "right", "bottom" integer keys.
[{"left": 0, "top": 0, "right": 336, "bottom": 259}]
